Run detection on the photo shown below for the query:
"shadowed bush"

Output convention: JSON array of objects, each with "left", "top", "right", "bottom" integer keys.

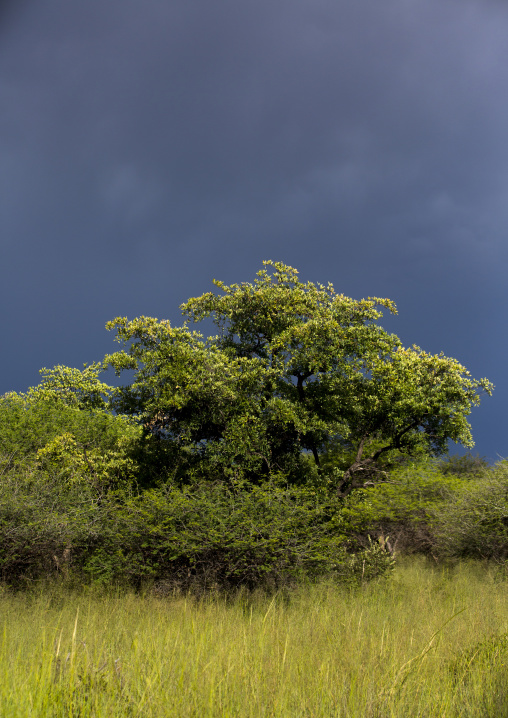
[
  {"left": 337, "top": 456, "right": 496, "bottom": 559},
  {"left": 0, "top": 461, "right": 394, "bottom": 590},
  {"left": 432, "top": 460, "right": 508, "bottom": 561},
  {"left": 88, "top": 483, "right": 395, "bottom": 590}
]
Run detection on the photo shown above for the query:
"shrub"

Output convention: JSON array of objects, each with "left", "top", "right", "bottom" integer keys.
[
  {"left": 437, "top": 452, "right": 489, "bottom": 478},
  {"left": 0, "top": 393, "right": 141, "bottom": 494},
  {"left": 82, "top": 483, "right": 394, "bottom": 591},
  {"left": 0, "top": 461, "right": 102, "bottom": 585},
  {"left": 432, "top": 460, "right": 508, "bottom": 561},
  {"left": 341, "top": 455, "right": 508, "bottom": 563},
  {"left": 0, "top": 463, "right": 394, "bottom": 590},
  {"left": 339, "top": 459, "right": 472, "bottom": 556}
]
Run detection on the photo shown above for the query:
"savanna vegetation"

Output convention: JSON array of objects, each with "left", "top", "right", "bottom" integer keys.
[{"left": 1, "top": 261, "right": 506, "bottom": 716}]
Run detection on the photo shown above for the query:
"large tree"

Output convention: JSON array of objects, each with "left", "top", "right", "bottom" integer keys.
[{"left": 103, "top": 261, "right": 493, "bottom": 493}]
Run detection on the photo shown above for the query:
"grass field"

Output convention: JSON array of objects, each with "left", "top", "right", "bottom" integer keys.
[{"left": 1, "top": 559, "right": 508, "bottom": 717}]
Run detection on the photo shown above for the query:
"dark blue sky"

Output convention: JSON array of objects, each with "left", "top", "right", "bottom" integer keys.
[{"left": 1, "top": 0, "right": 507, "bottom": 461}]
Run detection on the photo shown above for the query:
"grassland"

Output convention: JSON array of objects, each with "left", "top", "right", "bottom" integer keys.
[{"left": 1, "top": 559, "right": 508, "bottom": 717}]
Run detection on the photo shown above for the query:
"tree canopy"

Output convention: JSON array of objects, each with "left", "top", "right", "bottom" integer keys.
[{"left": 101, "top": 261, "right": 492, "bottom": 493}]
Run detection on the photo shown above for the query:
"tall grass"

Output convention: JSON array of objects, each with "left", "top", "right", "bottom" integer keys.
[{"left": 1, "top": 559, "right": 508, "bottom": 717}]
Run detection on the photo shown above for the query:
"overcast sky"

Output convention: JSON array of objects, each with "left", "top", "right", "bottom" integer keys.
[{"left": 1, "top": 0, "right": 507, "bottom": 460}]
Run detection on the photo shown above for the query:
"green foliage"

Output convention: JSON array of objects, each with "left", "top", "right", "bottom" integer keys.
[
  {"left": 0, "top": 369, "right": 144, "bottom": 584},
  {"left": 0, "top": 360, "right": 394, "bottom": 589},
  {"left": 104, "top": 261, "right": 492, "bottom": 492},
  {"left": 0, "top": 390, "right": 141, "bottom": 494},
  {"left": 79, "top": 482, "right": 394, "bottom": 589},
  {"left": 104, "top": 317, "right": 276, "bottom": 485},
  {"left": 339, "top": 459, "right": 472, "bottom": 555},
  {"left": 0, "top": 462, "right": 98, "bottom": 585},
  {"left": 118, "top": 483, "right": 394, "bottom": 589},
  {"left": 0, "top": 460, "right": 394, "bottom": 589},
  {"left": 0, "top": 261, "right": 497, "bottom": 591},
  {"left": 432, "top": 461, "right": 508, "bottom": 561},
  {"left": 28, "top": 363, "right": 113, "bottom": 409},
  {"left": 437, "top": 452, "right": 489, "bottom": 477},
  {"left": 338, "top": 456, "right": 508, "bottom": 562}
]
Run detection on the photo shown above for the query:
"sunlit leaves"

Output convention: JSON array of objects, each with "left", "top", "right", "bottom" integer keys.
[
  {"left": 31, "top": 261, "right": 491, "bottom": 492},
  {"left": 180, "top": 261, "right": 493, "bottom": 490},
  {"left": 27, "top": 363, "right": 113, "bottom": 409}
]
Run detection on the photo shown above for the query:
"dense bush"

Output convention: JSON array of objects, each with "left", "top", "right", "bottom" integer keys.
[
  {"left": 337, "top": 456, "right": 496, "bottom": 557},
  {"left": 97, "top": 484, "right": 395, "bottom": 589},
  {"left": 0, "top": 462, "right": 100, "bottom": 585},
  {"left": 0, "top": 388, "right": 396, "bottom": 591},
  {"left": 338, "top": 460, "right": 461, "bottom": 555},
  {"left": 2, "top": 399, "right": 505, "bottom": 591},
  {"left": 0, "top": 458, "right": 394, "bottom": 589},
  {"left": 5, "top": 436, "right": 508, "bottom": 591},
  {"left": 432, "top": 460, "right": 508, "bottom": 561}
]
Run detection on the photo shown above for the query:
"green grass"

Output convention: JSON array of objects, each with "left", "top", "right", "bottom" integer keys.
[{"left": 1, "top": 559, "right": 508, "bottom": 717}]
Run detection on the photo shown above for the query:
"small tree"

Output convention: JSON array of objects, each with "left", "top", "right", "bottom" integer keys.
[{"left": 0, "top": 364, "right": 141, "bottom": 495}]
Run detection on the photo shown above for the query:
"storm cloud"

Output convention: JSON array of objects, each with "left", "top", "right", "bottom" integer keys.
[{"left": 1, "top": 0, "right": 507, "bottom": 458}]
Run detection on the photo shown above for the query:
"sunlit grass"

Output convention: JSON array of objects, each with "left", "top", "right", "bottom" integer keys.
[{"left": 1, "top": 559, "right": 508, "bottom": 717}]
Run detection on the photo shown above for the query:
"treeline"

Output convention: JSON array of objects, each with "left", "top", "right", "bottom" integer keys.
[{"left": 0, "top": 262, "right": 501, "bottom": 591}]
